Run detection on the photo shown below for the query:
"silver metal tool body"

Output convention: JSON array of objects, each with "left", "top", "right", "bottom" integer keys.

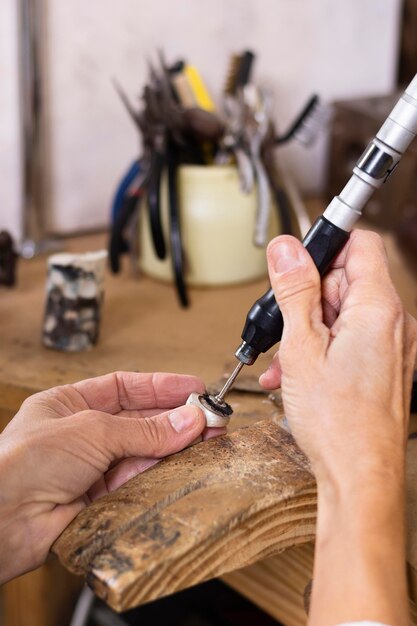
[{"left": 324, "top": 75, "right": 417, "bottom": 231}]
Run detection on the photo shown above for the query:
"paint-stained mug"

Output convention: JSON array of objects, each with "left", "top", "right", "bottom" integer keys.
[{"left": 42, "top": 250, "right": 107, "bottom": 352}]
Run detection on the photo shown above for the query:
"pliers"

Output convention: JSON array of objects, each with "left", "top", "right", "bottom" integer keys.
[{"left": 108, "top": 159, "right": 146, "bottom": 274}]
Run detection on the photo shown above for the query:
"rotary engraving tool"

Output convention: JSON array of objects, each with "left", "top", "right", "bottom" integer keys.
[{"left": 188, "top": 74, "right": 417, "bottom": 425}]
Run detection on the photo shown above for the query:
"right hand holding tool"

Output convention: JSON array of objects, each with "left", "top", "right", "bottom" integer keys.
[
  {"left": 262, "top": 231, "right": 417, "bottom": 626},
  {"left": 260, "top": 230, "right": 417, "bottom": 485}
]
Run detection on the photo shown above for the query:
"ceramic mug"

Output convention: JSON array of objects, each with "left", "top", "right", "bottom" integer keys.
[
  {"left": 139, "top": 165, "right": 280, "bottom": 286},
  {"left": 42, "top": 250, "right": 107, "bottom": 351}
]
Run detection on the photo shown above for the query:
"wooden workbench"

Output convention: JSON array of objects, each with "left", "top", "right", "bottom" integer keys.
[
  {"left": 0, "top": 223, "right": 416, "bottom": 626},
  {"left": 0, "top": 232, "right": 279, "bottom": 626}
]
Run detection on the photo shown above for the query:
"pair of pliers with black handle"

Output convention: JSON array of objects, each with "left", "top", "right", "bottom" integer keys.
[{"left": 110, "top": 60, "right": 190, "bottom": 307}]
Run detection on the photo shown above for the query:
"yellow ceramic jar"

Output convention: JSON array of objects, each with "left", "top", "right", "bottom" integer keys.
[{"left": 139, "top": 165, "right": 280, "bottom": 286}]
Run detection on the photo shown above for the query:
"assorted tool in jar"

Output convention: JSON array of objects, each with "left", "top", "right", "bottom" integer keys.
[
  {"left": 193, "top": 73, "right": 417, "bottom": 425},
  {"left": 108, "top": 50, "right": 328, "bottom": 307}
]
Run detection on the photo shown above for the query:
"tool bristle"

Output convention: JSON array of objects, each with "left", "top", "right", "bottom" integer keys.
[
  {"left": 295, "top": 102, "right": 334, "bottom": 146},
  {"left": 223, "top": 53, "right": 241, "bottom": 96}
]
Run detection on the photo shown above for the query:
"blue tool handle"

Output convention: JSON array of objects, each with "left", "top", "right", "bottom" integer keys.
[{"left": 110, "top": 160, "right": 141, "bottom": 224}]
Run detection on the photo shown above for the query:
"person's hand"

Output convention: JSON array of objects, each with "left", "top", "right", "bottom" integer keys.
[
  {"left": 260, "top": 230, "right": 417, "bottom": 626},
  {"left": 260, "top": 230, "right": 417, "bottom": 489},
  {"left": 0, "top": 371, "right": 222, "bottom": 583}
]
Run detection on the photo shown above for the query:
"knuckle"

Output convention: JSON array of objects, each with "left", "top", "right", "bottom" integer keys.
[
  {"left": 383, "top": 296, "right": 405, "bottom": 327},
  {"left": 114, "top": 371, "right": 132, "bottom": 409},
  {"left": 21, "top": 385, "right": 65, "bottom": 412},
  {"left": 368, "top": 230, "right": 386, "bottom": 252},
  {"left": 138, "top": 417, "right": 167, "bottom": 457},
  {"left": 84, "top": 410, "right": 110, "bottom": 442},
  {"left": 367, "top": 295, "right": 406, "bottom": 343},
  {"left": 274, "top": 276, "right": 318, "bottom": 306},
  {"left": 20, "top": 394, "right": 37, "bottom": 410},
  {"left": 357, "top": 229, "right": 386, "bottom": 254}
]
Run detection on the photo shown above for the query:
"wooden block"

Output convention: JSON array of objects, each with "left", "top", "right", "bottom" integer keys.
[
  {"left": 224, "top": 542, "right": 315, "bottom": 626},
  {"left": 226, "top": 542, "right": 417, "bottom": 626},
  {"left": 53, "top": 420, "right": 317, "bottom": 611},
  {"left": 53, "top": 429, "right": 417, "bottom": 617},
  {"left": 222, "top": 434, "right": 417, "bottom": 626}
]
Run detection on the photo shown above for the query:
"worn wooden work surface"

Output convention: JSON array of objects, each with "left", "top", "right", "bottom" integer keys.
[
  {"left": 1, "top": 221, "right": 417, "bottom": 626},
  {"left": 53, "top": 424, "right": 417, "bottom": 619},
  {"left": 0, "top": 235, "right": 275, "bottom": 421},
  {"left": 1, "top": 211, "right": 416, "bottom": 413},
  {"left": 53, "top": 419, "right": 317, "bottom": 611},
  {"left": 0, "top": 233, "right": 277, "bottom": 626}
]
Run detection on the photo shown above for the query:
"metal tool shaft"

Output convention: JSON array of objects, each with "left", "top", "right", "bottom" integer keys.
[{"left": 215, "top": 361, "right": 244, "bottom": 404}]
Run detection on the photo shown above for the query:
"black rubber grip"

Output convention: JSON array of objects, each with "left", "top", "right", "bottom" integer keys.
[
  {"left": 241, "top": 216, "right": 350, "bottom": 357},
  {"left": 147, "top": 150, "right": 167, "bottom": 260},
  {"left": 167, "top": 143, "right": 189, "bottom": 308}
]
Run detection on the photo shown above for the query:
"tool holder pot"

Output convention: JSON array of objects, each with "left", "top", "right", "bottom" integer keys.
[{"left": 139, "top": 165, "right": 279, "bottom": 286}]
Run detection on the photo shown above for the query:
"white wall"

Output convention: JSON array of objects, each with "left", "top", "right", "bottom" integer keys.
[
  {"left": 0, "top": 0, "right": 402, "bottom": 237},
  {"left": 0, "top": 0, "right": 22, "bottom": 241}
]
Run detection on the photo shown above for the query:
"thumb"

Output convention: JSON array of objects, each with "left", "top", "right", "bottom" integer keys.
[
  {"left": 266, "top": 236, "right": 324, "bottom": 342},
  {"left": 92, "top": 404, "right": 207, "bottom": 461}
]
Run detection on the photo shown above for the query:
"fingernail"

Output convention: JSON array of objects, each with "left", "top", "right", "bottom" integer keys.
[
  {"left": 169, "top": 406, "right": 198, "bottom": 433},
  {"left": 258, "top": 372, "right": 267, "bottom": 386},
  {"left": 270, "top": 241, "right": 303, "bottom": 274}
]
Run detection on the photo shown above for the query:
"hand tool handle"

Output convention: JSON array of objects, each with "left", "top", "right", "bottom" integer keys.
[
  {"left": 236, "top": 216, "right": 349, "bottom": 365},
  {"left": 148, "top": 150, "right": 166, "bottom": 260},
  {"left": 235, "top": 51, "right": 255, "bottom": 89}
]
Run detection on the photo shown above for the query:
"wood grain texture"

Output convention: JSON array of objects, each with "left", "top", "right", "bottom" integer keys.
[
  {"left": 53, "top": 432, "right": 417, "bottom": 616},
  {"left": 0, "top": 233, "right": 278, "bottom": 626},
  {"left": 53, "top": 420, "right": 317, "bottom": 611},
  {"left": 226, "top": 542, "right": 417, "bottom": 626},
  {"left": 224, "top": 543, "right": 315, "bottom": 626},
  {"left": 223, "top": 438, "right": 417, "bottom": 626}
]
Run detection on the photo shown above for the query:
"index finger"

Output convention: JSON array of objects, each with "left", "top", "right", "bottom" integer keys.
[
  {"left": 330, "top": 229, "right": 397, "bottom": 300},
  {"left": 72, "top": 371, "right": 205, "bottom": 414},
  {"left": 331, "top": 229, "right": 389, "bottom": 279}
]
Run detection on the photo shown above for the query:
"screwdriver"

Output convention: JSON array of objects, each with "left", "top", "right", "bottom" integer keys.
[{"left": 209, "top": 74, "right": 417, "bottom": 414}]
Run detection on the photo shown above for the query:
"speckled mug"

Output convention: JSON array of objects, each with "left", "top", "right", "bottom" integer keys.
[{"left": 42, "top": 250, "right": 107, "bottom": 352}]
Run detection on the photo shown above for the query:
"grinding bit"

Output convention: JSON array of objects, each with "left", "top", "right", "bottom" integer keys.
[{"left": 186, "top": 392, "right": 233, "bottom": 428}]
